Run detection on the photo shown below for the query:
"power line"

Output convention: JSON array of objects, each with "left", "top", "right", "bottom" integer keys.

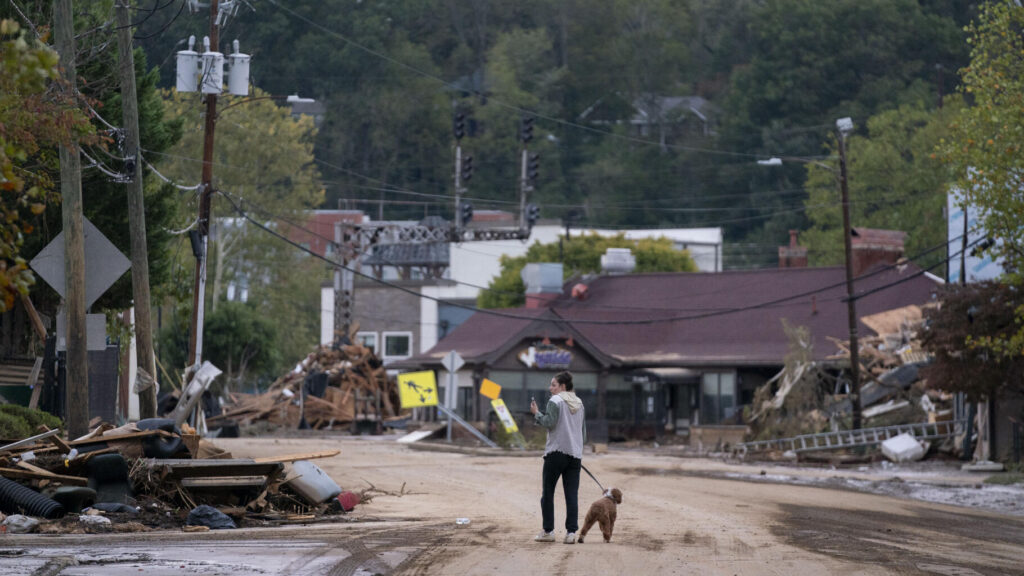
[{"left": 219, "top": 187, "right": 968, "bottom": 328}]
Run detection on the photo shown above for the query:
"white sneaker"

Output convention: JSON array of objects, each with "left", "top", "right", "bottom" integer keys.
[
  {"left": 563, "top": 532, "right": 576, "bottom": 544},
  {"left": 534, "top": 530, "right": 555, "bottom": 542}
]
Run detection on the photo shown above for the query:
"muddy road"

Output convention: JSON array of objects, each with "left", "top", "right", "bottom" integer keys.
[{"left": 2, "top": 435, "right": 1022, "bottom": 575}]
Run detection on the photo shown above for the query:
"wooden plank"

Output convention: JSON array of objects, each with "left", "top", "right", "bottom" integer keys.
[
  {"left": 181, "top": 476, "right": 268, "bottom": 489},
  {"left": 67, "top": 430, "right": 176, "bottom": 446},
  {"left": 252, "top": 450, "right": 340, "bottom": 464},
  {"left": 20, "top": 293, "right": 47, "bottom": 339},
  {"left": 0, "top": 466, "right": 88, "bottom": 486},
  {"left": 28, "top": 381, "right": 43, "bottom": 410},
  {"left": 148, "top": 458, "right": 283, "bottom": 480},
  {"left": 42, "top": 429, "right": 72, "bottom": 453},
  {"left": 0, "top": 428, "right": 61, "bottom": 452},
  {"left": 16, "top": 460, "right": 65, "bottom": 479}
]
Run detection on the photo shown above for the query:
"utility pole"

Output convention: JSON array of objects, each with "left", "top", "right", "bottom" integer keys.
[
  {"left": 188, "top": 0, "right": 220, "bottom": 370},
  {"left": 55, "top": 0, "right": 89, "bottom": 439},
  {"left": 836, "top": 117, "right": 861, "bottom": 430},
  {"left": 116, "top": 0, "right": 157, "bottom": 418}
]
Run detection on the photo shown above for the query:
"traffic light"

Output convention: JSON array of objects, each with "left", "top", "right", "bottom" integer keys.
[
  {"left": 526, "top": 203, "right": 540, "bottom": 226},
  {"left": 527, "top": 153, "right": 540, "bottom": 182},
  {"left": 461, "top": 154, "right": 473, "bottom": 182},
  {"left": 453, "top": 112, "right": 466, "bottom": 140},
  {"left": 520, "top": 116, "right": 534, "bottom": 143},
  {"left": 461, "top": 202, "right": 474, "bottom": 225}
]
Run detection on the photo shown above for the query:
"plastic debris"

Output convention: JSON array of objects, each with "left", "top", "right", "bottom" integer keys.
[
  {"left": 186, "top": 505, "right": 237, "bottom": 530},
  {"left": 2, "top": 514, "right": 40, "bottom": 534}
]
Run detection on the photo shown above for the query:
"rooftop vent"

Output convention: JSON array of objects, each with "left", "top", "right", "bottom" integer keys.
[{"left": 601, "top": 248, "right": 636, "bottom": 275}]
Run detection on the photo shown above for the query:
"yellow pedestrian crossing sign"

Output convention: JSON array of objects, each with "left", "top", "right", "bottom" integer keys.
[{"left": 398, "top": 371, "right": 439, "bottom": 408}]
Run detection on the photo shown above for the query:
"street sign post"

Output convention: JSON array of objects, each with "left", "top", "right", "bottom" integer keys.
[{"left": 440, "top": 350, "right": 464, "bottom": 441}]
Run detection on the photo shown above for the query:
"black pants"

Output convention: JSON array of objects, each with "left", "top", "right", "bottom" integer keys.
[{"left": 540, "top": 451, "right": 581, "bottom": 533}]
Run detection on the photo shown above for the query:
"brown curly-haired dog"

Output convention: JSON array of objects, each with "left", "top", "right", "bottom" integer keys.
[{"left": 578, "top": 488, "right": 622, "bottom": 543}]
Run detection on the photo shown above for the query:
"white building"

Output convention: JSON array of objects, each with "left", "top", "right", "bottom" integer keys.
[{"left": 321, "top": 218, "right": 723, "bottom": 359}]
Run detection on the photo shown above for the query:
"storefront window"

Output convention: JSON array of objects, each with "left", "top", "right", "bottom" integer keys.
[{"left": 701, "top": 372, "right": 736, "bottom": 424}]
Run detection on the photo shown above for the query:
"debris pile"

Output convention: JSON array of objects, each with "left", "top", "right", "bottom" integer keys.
[
  {"left": 743, "top": 305, "right": 958, "bottom": 460},
  {"left": 211, "top": 344, "right": 405, "bottom": 431},
  {"left": 0, "top": 420, "right": 363, "bottom": 534}
]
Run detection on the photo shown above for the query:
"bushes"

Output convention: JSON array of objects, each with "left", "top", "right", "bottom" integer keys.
[{"left": 0, "top": 404, "right": 62, "bottom": 439}]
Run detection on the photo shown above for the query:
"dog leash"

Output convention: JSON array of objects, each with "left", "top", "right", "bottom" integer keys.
[{"left": 581, "top": 461, "right": 602, "bottom": 487}]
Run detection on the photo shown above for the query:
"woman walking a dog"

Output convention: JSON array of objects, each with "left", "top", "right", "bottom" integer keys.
[{"left": 530, "top": 370, "right": 586, "bottom": 544}]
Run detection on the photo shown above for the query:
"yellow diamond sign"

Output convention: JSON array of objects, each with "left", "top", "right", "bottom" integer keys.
[
  {"left": 398, "top": 370, "right": 439, "bottom": 408},
  {"left": 479, "top": 378, "right": 501, "bottom": 400}
]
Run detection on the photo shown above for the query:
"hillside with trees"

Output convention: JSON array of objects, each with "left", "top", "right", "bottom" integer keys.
[{"left": 136, "top": 0, "right": 977, "bottom": 270}]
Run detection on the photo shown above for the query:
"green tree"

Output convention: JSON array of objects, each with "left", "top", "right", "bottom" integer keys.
[
  {"left": 1, "top": 2, "right": 183, "bottom": 323},
  {"left": 160, "top": 87, "right": 323, "bottom": 311},
  {"left": 0, "top": 19, "right": 94, "bottom": 312},
  {"left": 478, "top": 234, "right": 697, "bottom": 308},
  {"left": 942, "top": 2, "right": 1024, "bottom": 358},
  {"left": 921, "top": 281, "right": 1024, "bottom": 400},
  {"left": 718, "top": 0, "right": 965, "bottom": 260},
  {"left": 157, "top": 87, "right": 325, "bottom": 382},
  {"left": 945, "top": 2, "right": 1024, "bottom": 280},
  {"left": 202, "top": 300, "right": 279, "bottom": 394},
  {"left": 801, "top": 101, "right": 959, "bottom": 270}
]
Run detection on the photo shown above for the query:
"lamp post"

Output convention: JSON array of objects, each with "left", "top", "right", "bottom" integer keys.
[{"left": 758, "top": 117, "right": 862, "bottom": 430}]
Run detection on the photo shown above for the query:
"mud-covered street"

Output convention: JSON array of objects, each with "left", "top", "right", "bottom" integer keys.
[{"left": 2, "top": 435, "right": 1023, "bottom": 575}]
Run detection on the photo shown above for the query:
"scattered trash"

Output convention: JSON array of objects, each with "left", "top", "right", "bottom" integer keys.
[
  {"left": 87, "top": 453, "right": 133, "bottom": 504},
  {"left": 0, "top": 476, "right": 65, "bottom": 519},
  {"left": 78, "top": 514, "right": 112, "bottom": 526},
  {"left": 336, "top": 491, "right": 360, "bottom": 512},
  {"left": 2, "top": 514, "right": 40, "bottom": 533},
  {"left": 186, "top": 505, "right": 237, "bottom": 530},
  {"left": 961, "top": 461, "right": 1005, "bottom": 473},
  {"left": 881, "top": 433, "right": 927, "bottom": 463},
  {"left": 455, "top": 517, "right": 471, "bottom": 527},
  {"left": 89, "top": 502, "right": 139, "bottom": 515},
  {"left": 48, "top": 486, "right": 96, "bottom": 514},
  {"left": 287, "top": 461, "right": 342, "bottom": 504}
]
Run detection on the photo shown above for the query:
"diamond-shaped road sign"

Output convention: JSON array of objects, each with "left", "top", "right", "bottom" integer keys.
[
  {"left": 30, "top": 217, "right": 131, "bottom": 309},
  {"left": 440, "top": 350, "right": 465, "bottom": 374}
]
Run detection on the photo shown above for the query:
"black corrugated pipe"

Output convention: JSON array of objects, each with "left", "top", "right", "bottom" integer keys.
[{"left": 0, "top": 475, "right": 66, "bottom": 519}]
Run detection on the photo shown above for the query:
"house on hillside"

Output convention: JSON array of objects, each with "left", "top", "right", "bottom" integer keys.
[
  {"left": 398, "top": 230, "right": 942, "bottom": 442},
  {"left": 579, "top": 93, "right": 718, "bottom": 148}
]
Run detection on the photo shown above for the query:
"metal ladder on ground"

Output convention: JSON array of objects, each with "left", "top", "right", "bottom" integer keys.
[{"left": 736, "top": 419, "right": 966, "bottom": 457}]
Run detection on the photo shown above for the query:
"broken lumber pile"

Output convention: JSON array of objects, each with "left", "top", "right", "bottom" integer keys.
[
  {"left": 2, "top": 421, "right": 352, "bottom": 533},
  {"left": 213, "top": 343, "right": 405, "bottom": 430},
  {"left": 826, "top": 304, "right": 954, "bottom": 426},
  {"left": 744, "top": 305, "right": 957, "bottom": 459}
]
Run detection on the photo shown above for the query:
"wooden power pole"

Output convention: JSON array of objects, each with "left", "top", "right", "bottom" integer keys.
[
  {"left": 116, "top": 0, "right": 157, "bottom": 418},
  {"left": 54, "top": 0, "right": 89, "bottom": 438},
  {"left": 188, "top": 0, "right": 219, "bottom": 369}
]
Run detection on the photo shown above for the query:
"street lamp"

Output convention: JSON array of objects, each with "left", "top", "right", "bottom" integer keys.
[{"left": 758, "top": 117, "right": 863, "bottom": 430}]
